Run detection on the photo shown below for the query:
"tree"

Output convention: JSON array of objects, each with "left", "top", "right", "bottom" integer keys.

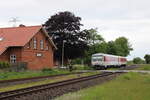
[
  {"left": 85, "top": 28, "right": 104, "bottom": 45},
  {"left": 44, "top": 11, "right": 89, "bottom": 62},
  {"left": 107, "top": 41, "right": 117, "bottom": 55},
  {"left": 144, "top": 54, "right": 150, "bottom": 64},
  {"left": 133, "top": 57, "right": 145, "bottom": 64},
  {"left": 114, "top": 37, "right": 133, "bottom": 56}
]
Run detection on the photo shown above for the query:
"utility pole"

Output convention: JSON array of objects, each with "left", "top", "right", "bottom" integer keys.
[{"left": 61, "top": 40, "right": 66, "bottom": 68}]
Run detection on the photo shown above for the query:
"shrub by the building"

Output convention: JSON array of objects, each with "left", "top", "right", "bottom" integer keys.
[{"left": 0, "top": 61, "right": 10, "bottom": 69}]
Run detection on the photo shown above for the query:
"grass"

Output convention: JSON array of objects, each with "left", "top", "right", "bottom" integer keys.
[
  {"left": 73, "top": 64, "right": 93, "bottom": 70},
  {"left": 107, "top": 67, "right": 119, "bottom": 70},
  {"left": 0, "top": 71, "right": 100, "bottom": 92},
  {"left": 0, "top": 69, "right": 71, "bottom": 80},
  {"left": 137, "top": 64, "right": 150, "bottom": 70},
  {"left": 55, "top": 72, "right": 150, "bottom": 100},
  {"left": 0, "top": 64, "right": 95, "bottom": 81}
]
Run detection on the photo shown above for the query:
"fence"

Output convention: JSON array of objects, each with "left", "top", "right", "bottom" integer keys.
[{"left": 9, "top": 62, "right": 28, "bottom": 71}]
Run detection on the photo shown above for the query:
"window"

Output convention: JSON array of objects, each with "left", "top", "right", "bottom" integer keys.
[
  {"left": 92, "top": 57, "right": 103, "bottom": 62},
  {"left": 33, "top": 38, "right": 37, "bottom": 49},
  {"left": 45, "top": 44, "right": 49, "bottom": 50},
  {"left": 10, "top": 54, "right": 16, "bottom": 63},
  {"left": 40, "top": 40, "right": 44, "bottom": 50}
]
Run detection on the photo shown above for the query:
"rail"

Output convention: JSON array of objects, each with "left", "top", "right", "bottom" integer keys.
[{"left": 0, "top": 72, "right": 122, "bottom": 100}]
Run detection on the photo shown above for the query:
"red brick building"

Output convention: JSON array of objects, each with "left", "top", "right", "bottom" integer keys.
[{"left": 0, "top": 25, "right": 57, "bottom": 70}]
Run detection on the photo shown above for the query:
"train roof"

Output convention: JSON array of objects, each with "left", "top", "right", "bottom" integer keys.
[{"left": 92, "top": 53, "right": 126, "bottom": 58}]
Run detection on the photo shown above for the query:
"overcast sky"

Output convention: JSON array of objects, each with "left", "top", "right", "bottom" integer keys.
[{"left": 0, "top": 0, "right": 150, "bottom": 60}]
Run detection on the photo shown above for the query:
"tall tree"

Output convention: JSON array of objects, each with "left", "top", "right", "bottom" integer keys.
[
  {"left": 144, "top": 54, "right": 150, "bottom": 64},
  {"left": 107, "top": 41, "right": 117, "bottom": 55},
  {"left": 44, "top": 11, "right": 89, "bottom": 61},
  {"left": 114, "top": 37, "right": 133, "bottom": 56}
]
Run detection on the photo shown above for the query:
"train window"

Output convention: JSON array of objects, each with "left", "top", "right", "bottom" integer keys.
[
  {"left": 92, "top": 58, "right": 102, "bottom": 62},
  {"left": 98, "top": 58, "right": 102, "bottom": 61},
  {"left": 92, "top": 59, "right": 97, "bottom": 62}
]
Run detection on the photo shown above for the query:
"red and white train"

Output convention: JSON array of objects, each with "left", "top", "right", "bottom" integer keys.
[{"left": 91, "top": 53, "right": 127, "bottom": 69}]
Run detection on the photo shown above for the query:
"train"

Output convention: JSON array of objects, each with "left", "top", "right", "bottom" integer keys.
[{"left": 91, "top": 53, "right": 127, "bottom": 69}]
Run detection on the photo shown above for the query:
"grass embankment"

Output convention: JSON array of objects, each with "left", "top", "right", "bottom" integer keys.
[
  {"left": 73, "top": 64, "right": 93, "bottom": 70},
  {"left": 137, "top": 64, "right": 150, "bottom": 70},
  {"left": 55, "top": 72, "right": 150, "bottom": 100},
  {"left": 0, "top": 69, "right": 70, "bottom": 81},
  {"left": 0, "top": 64, "right": 94, "bottom": 81},
  {"left": 0, "top": 72, "right": 100, "bottom": 92}
]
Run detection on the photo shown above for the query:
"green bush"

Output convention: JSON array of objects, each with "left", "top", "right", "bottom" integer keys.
[
  {"left": 74, "top": 64, "right": 93, "bottom": 70},
  {"left": 42, "top": 68, "right": 53, "bottom": 73},
  {"left": 83, "top": 65, "right": 93, "bottom": 70},
  {"left": 0, "top": 61, "right": 10, "bottom": 69}
]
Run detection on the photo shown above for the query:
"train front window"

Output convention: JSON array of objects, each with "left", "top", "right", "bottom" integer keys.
[
  {"left": 92, "top": 58, "right": 97, "bottom": 62},
  {"left": 92, "top": 57, "right": 103, "bottom": 62},
  {"left": 98, "top": 58, "right": 102, "bottom": 61}
]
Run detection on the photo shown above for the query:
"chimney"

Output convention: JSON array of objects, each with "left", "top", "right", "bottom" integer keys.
[{"left": 19, "top": 24, "right": 26, "bottom": 27}]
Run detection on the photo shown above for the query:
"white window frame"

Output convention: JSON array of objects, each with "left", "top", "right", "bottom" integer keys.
[
  {"left": 40, "top": 40, "right": 44, "bottom": 50},
  {"left": 10, "top": 54, "right": 16, "bottom": 63},
  {"left": 33, "top": 38, "right": 37, "bottom": 49}
]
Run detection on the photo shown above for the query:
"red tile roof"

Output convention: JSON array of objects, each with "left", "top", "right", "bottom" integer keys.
[{"left": 0, "top": 25, "right": 55, "bottom": 55}]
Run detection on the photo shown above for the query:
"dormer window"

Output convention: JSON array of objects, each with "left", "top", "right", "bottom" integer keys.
[
  {"left": 40, "top": 40, "right": 44, "bottom": 50},
  {"left": 33, "top": 38, "right": 37, "bottom": 49}
]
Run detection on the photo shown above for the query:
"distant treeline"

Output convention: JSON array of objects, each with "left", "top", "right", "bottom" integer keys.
[{"left": 132, "top": 54, "right": 150, "bottom": 64}]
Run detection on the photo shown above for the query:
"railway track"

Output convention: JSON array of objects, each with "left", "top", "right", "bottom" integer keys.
[
  {"left": 119, "top": 64, "right": 139, "bottom": 70},
  {"left": 0, "top": 65, "right": 137, "bottom": 86},
  {"left": 0, "top": 72, "right": 85, "bottom": 87},
  {"left": 0, "top": 65, "right": 138, "bottom": 88},
  {"left": 0, "top": 72, "right": 122, "bottom": 100}
]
